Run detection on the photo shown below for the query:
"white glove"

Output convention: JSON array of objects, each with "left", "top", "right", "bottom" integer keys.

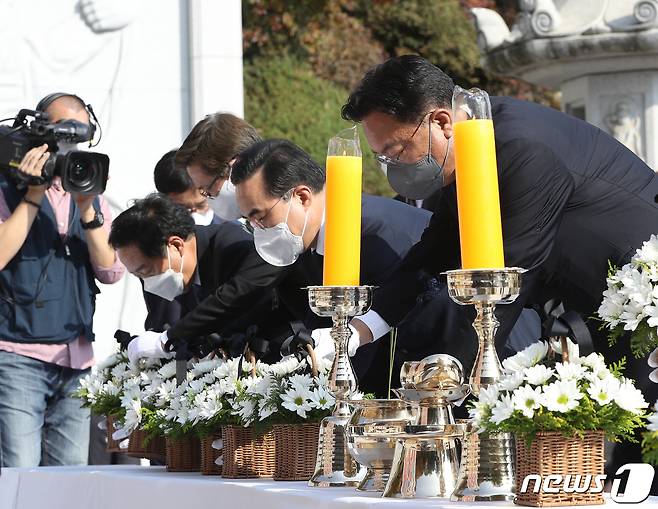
[
  {"left": 311, "top": 325, "right": 360, "bottom": 360},
  {"left": 127, "top": 331, "right": 174, "bottom": 366},
  {"left": 648, "top": 347, "right": 658, "bottom": 383}
]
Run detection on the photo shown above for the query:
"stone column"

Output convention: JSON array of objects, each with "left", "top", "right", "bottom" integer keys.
[{"left": 472, "top": 0, "right": 658, "bottom": 170}]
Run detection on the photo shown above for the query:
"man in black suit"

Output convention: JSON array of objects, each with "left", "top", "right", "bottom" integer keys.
[
  {"left": 230, "top": 139, "right": 434, "bottom": 392},
  {"left": 341, "top": 55, "right": 658, "bottom": 473},
  {"left": 108, "top": 194, "right": 289, "bottom": 364}
]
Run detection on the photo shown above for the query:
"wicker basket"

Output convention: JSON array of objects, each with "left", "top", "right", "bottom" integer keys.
[
  {"left": 200, "top": 431, "right": 223, "bottom": 475},
  {"left": 105, "top": 415, "right": 122, "bottom": 453},
  {"left": 515, "top": 431, "right": 605, "bottom": 507},
  {"left": 222, "top": 425, "right": 275, "bottom": 478},
  {"left": 127, "top": 429, "right": 167, "bottom": 462},
  {"left": 166, "top": 435, "right": 202, "bottom": 472},
  {"left": 273, "top": 422, "right": 320, "bottom": 481}
]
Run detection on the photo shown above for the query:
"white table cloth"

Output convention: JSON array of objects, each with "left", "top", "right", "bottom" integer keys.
[{"left": 0, "top": 465, "right": 655, "bottom": 509}]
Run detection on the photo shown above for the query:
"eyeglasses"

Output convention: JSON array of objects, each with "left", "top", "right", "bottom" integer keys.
[
  {"left": 375, "top": 111, "right": 434, "bottom": 166},
  {"left": 198, "top": 160, "right": 233, "bottom": 198},
  {"left": 250, "top": 189, "right": 294, "bottom": 230},
  {"left": 199, "top": 175, "right": 220, "bottom": 198}
]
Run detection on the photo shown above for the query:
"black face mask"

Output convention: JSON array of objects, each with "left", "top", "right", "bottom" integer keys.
[{"left": 382, "top": 135, "right": 451, "bottom": 201}]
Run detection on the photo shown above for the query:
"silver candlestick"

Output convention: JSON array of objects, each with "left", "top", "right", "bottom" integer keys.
[
  {"left": 307, "top": 285, "right": 373, "bottom": 488},
  {"left": 445, "top": 268, "right": 524, "bottom": 502}
]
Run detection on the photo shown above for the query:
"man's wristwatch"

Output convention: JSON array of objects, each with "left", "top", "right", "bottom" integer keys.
[{"left": 81, "top": 209, "right": 104, "bottom": 230}]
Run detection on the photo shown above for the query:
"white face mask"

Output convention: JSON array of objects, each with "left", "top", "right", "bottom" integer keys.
[
  {"left": 191, "top": 208, "right": 214, "bottom": 226},
  {"left": 142, "top": 246, "right": 185, "bottom": 301},
  {"left": 209, "top": 179, "right": 242, "bottom": 221},
  {"left": 253, "top": 199, "right": 308, "bottom": 267}
]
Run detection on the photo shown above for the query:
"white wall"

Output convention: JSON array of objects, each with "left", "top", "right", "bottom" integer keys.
[{"left": 0, "top": 0, "right": 244, "bottom": 361}]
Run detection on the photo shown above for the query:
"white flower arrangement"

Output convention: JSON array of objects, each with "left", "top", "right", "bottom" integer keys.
[
  {"left": 598, "top": 234, "right": 658, "bottom": 358},
  {"left": 75, "top": 351, "right": 129, "bottom": 417},
  {"left": 472, "top": 339, "right": 648, "bottom": 444}
]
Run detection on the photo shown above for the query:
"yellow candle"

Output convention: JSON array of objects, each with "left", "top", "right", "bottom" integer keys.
[
  {"left": 323, "top": 155, "right": 362, "bottom": 286},
  {"left": 453, "top": 118, "right": 505, "bottom": 269}
]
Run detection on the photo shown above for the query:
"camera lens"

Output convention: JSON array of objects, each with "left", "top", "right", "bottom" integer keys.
[{"left": 69, "top": 161, "right": 95, "bottom": 189}]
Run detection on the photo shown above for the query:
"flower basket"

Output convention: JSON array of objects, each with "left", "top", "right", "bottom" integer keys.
[
  {"left": 273, "top": 422, "right": 320, "bottom": 481},
  {"left": 166, "top": 435, "right": 201, "bottom": 472},
  {"left": 105, "top": 415, "right": 122, "bottom": 453},
  {"left": 127, "top": 428, "right": 166, "bottom": 462},
  {"left": 200, "top": 431, "right": 223, "bottom": 476},
  {"left": 221, "top": 425, "right": 275, "bottom": 478},
  {"left": 515, "top": 431, "right": 605, "bottom": 507}
]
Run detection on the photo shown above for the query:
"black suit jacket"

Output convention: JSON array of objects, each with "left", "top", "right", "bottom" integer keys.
[
  {"left": 147, "top": 223, "right": 288, "bottom": 342},
  {"left": 373, "top": 96, "right": 658, "bottom": 368},
  {"left": 276, "top": 194, "right": 431, "bottom": 327},
  {"left": 274, "top": 195, "right": 431, "bottom": 387}
]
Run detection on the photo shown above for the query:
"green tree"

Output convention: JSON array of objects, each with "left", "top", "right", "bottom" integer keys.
[{"left": 244, "top": 55, "right": 391, "bottom": 196}]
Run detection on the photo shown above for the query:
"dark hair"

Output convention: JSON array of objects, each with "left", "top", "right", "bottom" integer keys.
[
  {"left": 153, "top": 149, "right": 194, "bottom": 195},
  {"left": 341, "top": 55, "right": 454, "bottom": 124},
  {"left": 175, "top": 113, "right": 262, "bottom": 179},
  {"left": 231, "top": 139, "right": 325, "bottom": 198},
  {"left": 109, "top": 193, "right": 195, "bottom": 258}
]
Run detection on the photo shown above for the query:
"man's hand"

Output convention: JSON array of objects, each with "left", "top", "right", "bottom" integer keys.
[
  {"left": 648, "top": 347, "right": 658, "bottom": 382},
  {"left": 73, "top": 193, "right": 97, "bottom": 223},
  {"left": 127, "top": 330, "right": 174, "bottom": 366},
  {"left": 311, "top": 325, "right": 360, "bottom": 360},
  {"left": 18, "top": 144, "right": 49, "bottom": 195}
]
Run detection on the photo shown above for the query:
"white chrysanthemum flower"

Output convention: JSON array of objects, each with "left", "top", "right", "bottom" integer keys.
[
  {"left": 246, "top": 375, "right": 271, "bottom": 397},
  {"left": 503, "top": 341, "right": 548, "bottom": 372},
  {"left": 102, "top": 380, "right": 121, "bottom": 396},
  {"left": 478, "top": 385, "right": 500, "bottom": 407},
  {"left": 192, "top": 358, "right": 223, "bottom": 377},
  {"left": 648, "top": 403, "right": 658, "bottom": 432},
  {"left": 258, "top": 401, "right": 276, "bottom": 421},
  {"left": 281, "top": 386, "right": 313, "bottom": 418},
  {"left": 587, "top": 376, "right": 620, "bottom": 406},
  {"left": 269, "top": 356, "right": 304, "bottom": 377},
  {"left": 634, "top": 235, "right": 658, "bottom": 264},
  {"left": 555, "top": 362, "right": 587, "bottom": 381},
  {"left": 469, "top": 401, "right": 487, "bottom": 429},
  {"left": 524, "top": 365, "right": 554, "bottom": 386},
  {"left": 490, "top": 393, "right": 514, "bottom": 425},
  {"left": 155, "top": 379, "right": 178, "bottom": 407},
  {"left": 157, "top": 360, "right": 177, "bottom": 380},
  {"left": 549, "top": 338, "right": 580, "bottom": 361},
  {"left": 620, "top": 301, "right": 646, "bottom": 332},
  {"left": 541, "top": 380, "right": 583, "bottom": 413},
  {"left": 580, "top": 352, "right": 607, "bottom": 372},
  {"left": 614, "top": 378, "right": 648, "bottom": 415},
  {"left": 233, "top": 398, "right": 257, "bottom": 425},
  {"left": 645, "top": 305, "right": 658, "bottom": 328},
  {"left": 512, "top": 385, "right": 543, "bottom": 418},
  {"left": 288, "top": 373, "right": 313, "bottom": 392},
  {"left": 97, "top": 352, "right": 123, "bottom": 371},
  {"left": 309, "top": 385, "right": 335, "bottom": 410},
  {"left": 498, "top": 370, "right": 524, "bottom": 392}
]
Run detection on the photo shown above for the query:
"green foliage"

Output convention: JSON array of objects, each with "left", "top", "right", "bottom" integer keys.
[
  {"left": 358, "top": 0, "right": 480, "bottom": 82},
  {"left": 244, "top": 54, "right": 392, "bottom": 196},
  {"left": 476, "top": 352, "right": 647, "bottom": 445},
  {"left": 74, "top": 386, "right": 122, "bottom": 418},
  {"left": 643, "top": 431, "right": 658, "bottom": 465},
  {"left": 482, "top": 391, "right": 646, "bottom": 447}
]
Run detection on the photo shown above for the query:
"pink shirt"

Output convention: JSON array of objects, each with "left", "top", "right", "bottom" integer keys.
[{"left": 0, "top": 179, "right": 125, "bottom": 369}]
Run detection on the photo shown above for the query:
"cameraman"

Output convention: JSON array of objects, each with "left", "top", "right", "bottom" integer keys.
[{"left": 0, "top": 93, "right": 124, "bottom": 467}]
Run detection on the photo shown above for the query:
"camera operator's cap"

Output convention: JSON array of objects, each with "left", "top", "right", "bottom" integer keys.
[{"left": 35, "top": 92, "right": 100, "bottom": 146}]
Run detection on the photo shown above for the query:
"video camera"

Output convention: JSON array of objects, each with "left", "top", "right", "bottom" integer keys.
[{"left": 0, "top": 108, "right": 109, "bottom": 195}]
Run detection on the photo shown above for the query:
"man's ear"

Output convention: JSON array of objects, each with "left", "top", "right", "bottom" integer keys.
[
  {"left": 294, "top": 186, "right": 313, "bottom": 209},
  {"left": 431, "top": 108, "right": 454, "bottom": 139},
  {"left": 167, "top": 236, "right": 185, "bottom": 253}
]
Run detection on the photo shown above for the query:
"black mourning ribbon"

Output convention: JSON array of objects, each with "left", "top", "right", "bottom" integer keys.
[
  {"left": 536, "top": 299, "right": 594, "bottom": 357},
  {"left": 279, "top": 321, "right": 314, "bottom": 362}
]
